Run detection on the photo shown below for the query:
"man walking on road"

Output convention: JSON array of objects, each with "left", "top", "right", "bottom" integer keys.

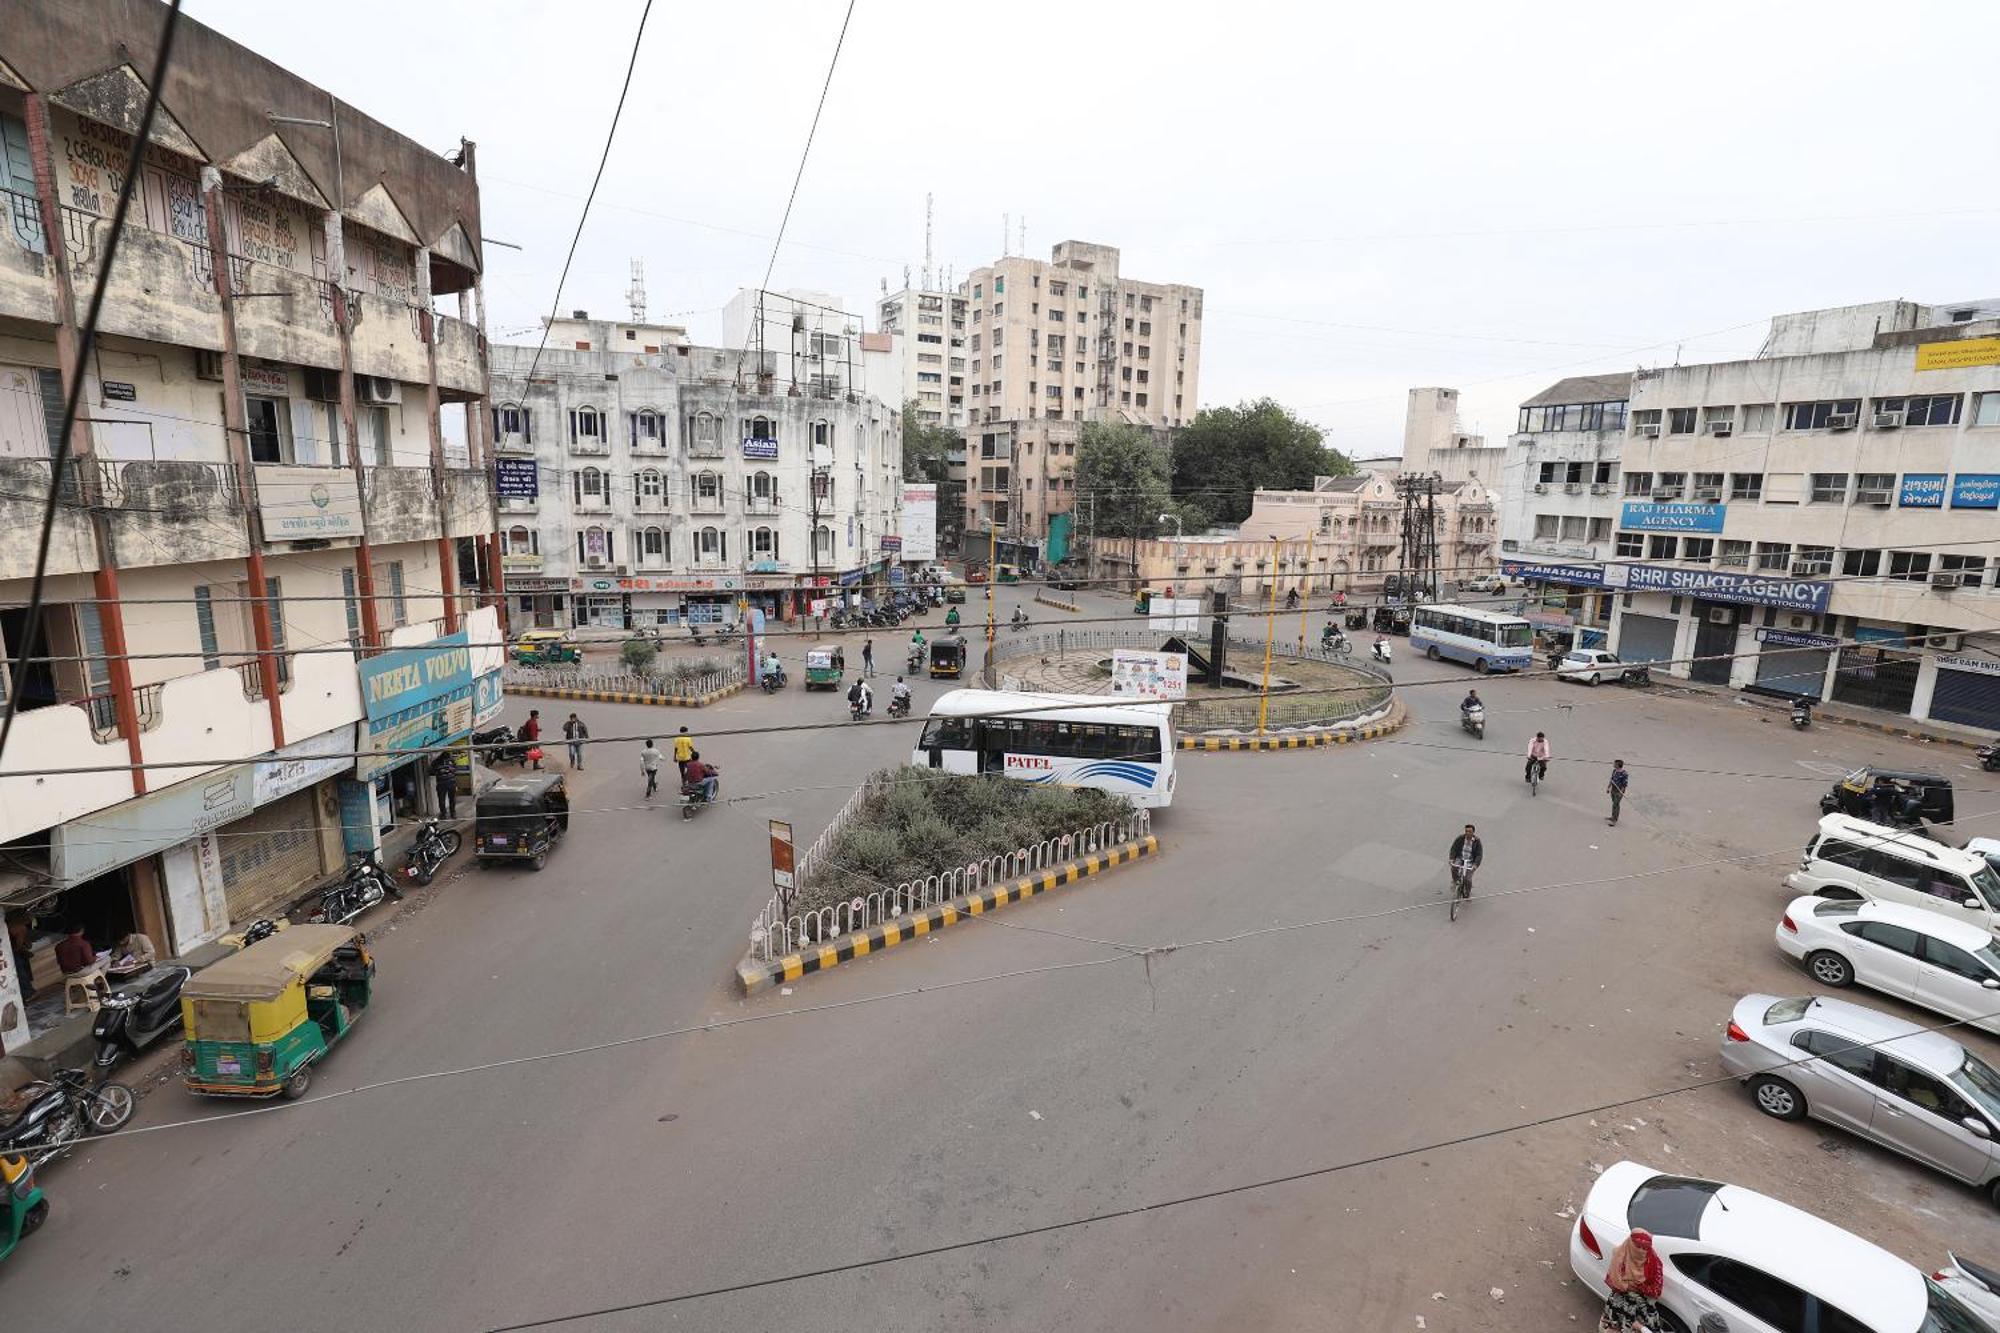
[
  {"left": 862, "top": 637, "right": 875, "bottom": 677},
  {"left": 639, "top": 738, "right": 665, "bottom": 799},
  {"left": 563, "top": 712, "right": 589, "bottom": 769},
  {"left": 673, "top": 726, "right": 695, "bottom": 782},
  {"left": 1607, "top": 758, "right": 1629, "bottom": 826},
  {"left": 520, "top": 709, "right": 543, "bottom": 770}
]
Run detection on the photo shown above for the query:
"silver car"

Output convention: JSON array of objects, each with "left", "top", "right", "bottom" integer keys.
[{"left": 1720, "top": 993, "right": 2000, "bottom": 1206}]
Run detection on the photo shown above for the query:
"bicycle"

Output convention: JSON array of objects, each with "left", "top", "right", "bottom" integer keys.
[
  {"left": 1449, "top": 857, "right": 1476, "bottom": 922},
  {"left": 1527, "top": 756, "right": 1547, "bottom": 797}
]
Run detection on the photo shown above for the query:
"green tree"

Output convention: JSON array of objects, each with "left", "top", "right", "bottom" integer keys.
[
  {"left": 1075, "top": 421, "right": 1185, "bottom": 538},
  {"left": 900, "top": 401, "right": 965, "bottom": 553},
  {"left": 1170, "top": 398, "right": 1353, "bottom": 526}
]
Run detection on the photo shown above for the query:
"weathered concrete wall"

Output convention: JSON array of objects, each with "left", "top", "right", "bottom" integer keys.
[
  {"left": 0, "top": 228, "right": 58, "bottom": 324},
  {"left": 232, "top": 260, "right": 342, "bottom": 371},
  {"left": 443, "top": 468, "right": 490, "bottom": 538},
  {"left": 348, "top": 291, "right": 428, "bottom": 385},
  {"left": 0, "top": 699, "right": 134, "bottom": 845},
  {"left": 363, "top": 465, "right": 440, "bottom": 544},
  {"left": 434, "top": 313, "right": 483, "bottom": 394},
  {"left": 102, "top": 459, "right": 249, "bottom": 569},
  {"left": 0, "top": 458, "right": 98, "bottom": 580},
  {"left": 71, "top": 220, "right": 225, "bottom": 353}
]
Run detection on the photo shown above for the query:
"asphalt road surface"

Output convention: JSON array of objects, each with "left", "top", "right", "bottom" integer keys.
[{"left": 10, "top": 583, "right": 2000, "bottom": 1331}]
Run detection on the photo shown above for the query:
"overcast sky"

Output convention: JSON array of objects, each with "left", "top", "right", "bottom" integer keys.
[{"left": 194, "top": 0, "right": 2000, "bottom": 458}]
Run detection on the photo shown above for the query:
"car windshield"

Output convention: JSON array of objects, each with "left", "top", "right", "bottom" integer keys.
[
  {"left": 1565, "top": 652, "right": 1590, "bottom": 664},
  {"left": 1950, "top": 1051, "right": 2000, "bottom": 1124},
  {"left": 1973, "top": 865, "right": 2000, "bottom": 909},
  {"left": 1920, "top": 1278, "right": 1990, "bottom": 1333},
  {"left": 1763, "top": 997, "right": 1815, "bottom": 1024}
]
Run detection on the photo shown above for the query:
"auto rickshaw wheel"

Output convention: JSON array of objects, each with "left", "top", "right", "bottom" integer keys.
[
  {"left": 532, "top": 851, "right": 548, "bottom": 872},
  {"left": 282, "top": 1068, "right": 312, "bottom": 1100},
  {"left": 20, "top": 1198, "right": 48, "bottom": 1237}
]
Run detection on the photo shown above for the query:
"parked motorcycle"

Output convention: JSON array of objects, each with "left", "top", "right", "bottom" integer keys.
[
  {"left": 91, "top": 965, "right": 192, "bottom": 1073},
  {"left": 686, "top": 626, "right": 709, "bottom": 647},
  {"left": 1980, "top": 744, "right": 2000, "bottom": 773},
  {"left": 1460, "top": 704, "right": 1486, "bottom": 740},
  {"left": 0, "top": 1068, "right": 135, "bottom": 1168},
  {"left": 1616, "top": 663, "right": 1653, "bottom": 687},
  {"left": 318, "top": 849, "right": 393, "bottom": 925},
  {"left": 402, "top": 819, "right": 464, "bottom": 889},
  {"left": 1790, "top": 696, "right": 1814, "bottom": 730},
  {"left": 473, "top": 724, "right": 525, "bottom": 766},
  {"left": 238, "top": 918, "right": 281, "bottom": 948},
  {"left": 679, "top": 766, "right": 720, "bottom": 821}
]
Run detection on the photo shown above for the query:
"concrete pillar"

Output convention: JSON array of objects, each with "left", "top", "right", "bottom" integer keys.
[
  {"left": 414, "top": 244, "right": 458, "bottom": 633},
  {"left": 459, "top": 140, "right": 508, "bottom": 640},
  {"left": 323, "top": 206, "right": 382, "bottom": 649}
]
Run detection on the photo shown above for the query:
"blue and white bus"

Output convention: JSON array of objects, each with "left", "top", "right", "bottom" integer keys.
[
  {"left": 1409, "top": 603, "right": 1535, "bottom": 673},
  {"left": 912, "top": 690, "right": 1177, "bottom": 809}
]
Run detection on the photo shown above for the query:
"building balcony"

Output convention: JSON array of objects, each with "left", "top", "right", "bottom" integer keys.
[
  {"left": 101, "top": 459, "right": 251, "bottom": 569},
  {"left": 347, "top": 290, "right": 429, "bottom": 385},
  {"left": 690, "top": 498, "right": 727, "bottom": 516},
  {"left": 61, "top": 210, "right": 225, "bottom": 351},
  {"left": 688, "top": 440, "right": 726, "bottom": 459},
  {"left": 495, "top": 434, "right": 534, "bottom": 455},
  {"left": 360, "top": 465, "right": 442, "bottom": 545},
  {"left": 502, "top": 552, "right": 544, "bottom": 574},
  {"left": 568, "top": 438, "right": 611, "bottom": 456},
  {"left": 0, "top": 186, "right": 58, "bottom": 325},
  {"left": 443, "top": 469, "right": 492, "bottom": 539},
  {"left": 434, "top": 312, "right": 485, "bottom": 394},
  {"left": 228, "top": 253, "right": 343, "bottom": 371}
]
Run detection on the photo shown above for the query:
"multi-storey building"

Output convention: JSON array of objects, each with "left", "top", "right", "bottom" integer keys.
[
  {"left": 1405, "top": 387, "right": 1506, "bottom": 490},
  {"left": 1604, "top": 299, "right": 2000, "bottom": 728},
  {"left": 876, "top": 284, "right": 967, "bottom": 427},
  {"left": 490, "top": 317, "right": 904, "bottom": 629},
  {"left": 0, "top": 4, "right": 502, "bottom": 1044},
  {"left": 1495, "top": 373, "right": 1633, "bottom": 634},
  {"left": 958, "top": 241, "right": 1203, "bottom": 562}
]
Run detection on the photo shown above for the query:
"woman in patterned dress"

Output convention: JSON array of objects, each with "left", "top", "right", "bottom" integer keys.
[{"left": 1600, "top": 1228, "right": 1665, "bottom": 1333}]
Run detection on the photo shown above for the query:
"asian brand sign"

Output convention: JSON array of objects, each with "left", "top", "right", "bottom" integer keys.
[
  {"left": 493, "top": 458, "right": 539, "bottom": 498},
  {"left": 742, "top": 437, "right": 779, "bottom": 460},
  {"left": 1501, "top": 559, "right": 1605, "bottom": 588},
  {"left": 1916, "top": 336, "right": 2000, "bottom": 372},
  {"left": 899, "top": 483, "right": 938, "bottom": 562},
  {"left": 1604, "top": 563, "right": 1831, "bottom": 612},
  {"left": 1110, "top": 649, "right": 1189, "bottom": 700},
  {"left": 1899, "top": 474, "right": 1947, "bottom": 508},
  {"left": 1619, "top": 501, "right": 1726, "bottom": 533},
  {"left": 1953, "top": 475, "right": 2000, "bottom": 510},
  {"left": 879, "top": 535, "right": 903, "bottom": 552},
  {"left": 357, "top": 631, "right": 473, "bottom": 779},
  {"left": 257, "top": 465, "right": 363, "bottom": 540}
]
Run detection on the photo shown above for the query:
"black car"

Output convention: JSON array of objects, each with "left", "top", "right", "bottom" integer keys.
[{"left": 1820, "top": 766, "right": 1955, "bottom": 826}]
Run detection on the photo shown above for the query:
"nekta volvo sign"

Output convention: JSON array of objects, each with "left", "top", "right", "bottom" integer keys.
[
  {"left": 1605, "top": 564, "right": 1831, "bottom": 612},
  {"left": 357, "top": 631, "right": 474, "bottom": 778}
]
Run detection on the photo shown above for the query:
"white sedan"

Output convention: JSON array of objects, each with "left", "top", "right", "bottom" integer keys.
[
  {"left": 1776, "top": 893, "right": 2000, "bottom": 1036},
  {"left": 1569, "top": 1159, "right": 1975, "bottom": 1331},
  {"left": 1556, "top": 648, "right": 1627, "bottom": 685}
]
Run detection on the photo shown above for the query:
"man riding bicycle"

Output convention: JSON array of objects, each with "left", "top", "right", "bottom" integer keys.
[
  {"left": 1526, "top": 732, "right": 1551, "bottom": 784},
  {"left": 1448, "top": 824, "right": 1483, "bottom": 893}
]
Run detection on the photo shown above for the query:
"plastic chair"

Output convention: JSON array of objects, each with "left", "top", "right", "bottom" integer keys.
[{"left": 63, "top": 964, "right": 109, "bottom": 1014}]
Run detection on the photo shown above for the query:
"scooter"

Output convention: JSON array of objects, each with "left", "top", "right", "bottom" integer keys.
[
  {"left": 1790, "top": 697, "right": 1814, "bottom": 730},
  {"left": 0, "top": 1068, "right": 135, "bottom": 1168},
  {"left": 1979, "top": 744, "right": 2000, "bottom": 772},
  {"left": 1009, "top": 611, "right": 1030, "bottom": 632},
  {"left": 907, "top": 647, "right": 926, "bottom": 673},
  {"left": 1372, "top": 638, "right": 1392, "bottom": 664},
  {"left": 402, "top": 819, "right": 463, "bottom": 889},
  {"left": 1460, "top": 704, "right": 1486, "bottom": 739},
  {"left": 679, "top": 767, "right": 719, "bottom": 821},
  {"left": 318, "top": 849, "right": 393, "bottom": 925},
  {"left": 91, "top": 965, "right": 193, "bottom": 1073}
]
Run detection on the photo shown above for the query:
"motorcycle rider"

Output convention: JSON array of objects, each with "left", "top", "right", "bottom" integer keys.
[
  {"left": 1321, "top": 622, "right": 1344, "bottom": 651},
  {"left": 1461, "top": 689, "right": 1483, "bottom": 718},
  {"left": 1286, "top": 587, "right": 1300, "bottom": 610},
  {"left": 1372, "top": 635, "right": 1392, "bottom": 663},
  {"left": 890, "top": 675, "right": 913, "bottom": 716},
  {"left": 681, "top": 752, "right": 719, "bottom": 806},
  {"left": 945, "top": 605, "right": 961, "bottom": 628},
  {"left": 1525, "top": 731, "right": 1551, "bottom": 783},
  {"left": 760, "top": 650, "right": 784, "bottom": 687},
  {"left": 848, "top": 677, "right": 873, "bottom": 718}
]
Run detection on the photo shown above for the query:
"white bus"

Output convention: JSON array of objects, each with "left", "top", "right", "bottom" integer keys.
[
  {"left": 1409, "top": 603, "right": 1535, "bottom": 673},
  {"left": 912, "top": 690, "right": 1177, "bottom": 809}
]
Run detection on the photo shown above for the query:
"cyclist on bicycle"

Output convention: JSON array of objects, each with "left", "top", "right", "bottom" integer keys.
[
  {"left": 1526, "top": 732, "right": 1551, "bottom": 784},
  {"left": 1448, "top": 824, "right": 1483, "bottom": 889}
]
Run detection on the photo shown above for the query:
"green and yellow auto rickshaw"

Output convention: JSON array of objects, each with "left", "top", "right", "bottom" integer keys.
[
  {"left": 512, "top": 629, "right": 580, "bottom": 666},
  {"left": 0, "top": 1154, "right": 46, "bottom": 1264},
  {"left": 180, "top": 924, "right": 374, "bottom": 1101},
  {"left": 804, "top": 645, "right": 845, "bottom": 690}
]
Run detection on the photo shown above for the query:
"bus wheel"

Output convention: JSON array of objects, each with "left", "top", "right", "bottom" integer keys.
[
  {"left": 1426, "top": 646, "right": 1440, "bottom": 661},
  {"left": 1475, "top": 658, "right": 1489, "bottom": 674}
]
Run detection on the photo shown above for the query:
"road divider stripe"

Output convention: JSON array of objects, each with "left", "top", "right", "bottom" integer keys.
[{"left": 737, "top": 834, "right": 1160, "bottom": 994}]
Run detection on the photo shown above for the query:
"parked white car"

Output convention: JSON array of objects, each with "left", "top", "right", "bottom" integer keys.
[
  {"left": 1569, "top": 1159, "right": 1975, "bottom": 1332},
  {"left": 1775, "top": 894, "right": 2000, "bottom": 1036},
  {"left": 1787, "top": 814, "right": 2000, "bottom": 935},
  {"left": 1460, "top": 573, "right": 1506, "bottom": 594},
  {"left": 1555, "top": 648, "right": 1627, "bottom": 685}
]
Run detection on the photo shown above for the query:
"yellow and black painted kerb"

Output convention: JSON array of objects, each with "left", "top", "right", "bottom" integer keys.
[
  {"left": 1033, "top": 590, "right": 1082, "bottom": 613},
  {"left": 1178, "top": 699, "right": 1408, "bottom": 751},
  {"left": 505, "top": 681, "right": 745, "bottom": 709},
  {"left": 737, "top": 834, "right": 1159, "bottom": 994}
]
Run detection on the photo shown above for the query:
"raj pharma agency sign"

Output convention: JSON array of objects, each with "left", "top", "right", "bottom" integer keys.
[
  {"left": 1619, "top": 501, "right": 1726, "bottom": 533},
  {"left": 1110, "top": 649, "right": 1188, "bottom": 701},
  {"left": 1954, "top": 474, "right": 2000, "bottom": 510},
  {"left": 1899, "top": 474, "right": 1947, "bottom": 508},
  {"left": 493, "top": 458, "right": 539, "bottom": 498},
  {"left": 1501, "top": 559, "right": 1606, "bottom": 588},
  {"left": 1605, "top": 563, "right": 1831, "bottom": 612},
  {"left": 257, "top": 465, "right": 363, "bottom": 540},
  {"left": 357, "top": 631, "right": 473, "bottom": 779}
]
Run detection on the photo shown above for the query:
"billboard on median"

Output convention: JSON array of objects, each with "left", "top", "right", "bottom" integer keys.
[{"left": 899, "top": 483, "right": 938, "bottom": 562}]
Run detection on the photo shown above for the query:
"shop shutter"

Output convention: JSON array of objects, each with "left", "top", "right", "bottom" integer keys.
[
  {"left": 1753, "top": 643, "right": 1832, "bottom": 697},
  {"left": 1930, "top": 669, "right": 2000, "bottom": 733},
  {"left": 220, "top": 789, "right": 326, "bottom": 924},
  {"left": 1616, "top": 613, "right": 1677, "bottom": 668}
]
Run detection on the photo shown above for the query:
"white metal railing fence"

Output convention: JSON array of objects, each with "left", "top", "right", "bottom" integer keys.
[
  {"left": 792, "top": 770, "right": 891, "bottom": 893},
  {"left": 503, "top": 662, "right": 745, "bottom": 698},
  {"left": 748, "top": 809, "right": 1151, "bottom": 961}
]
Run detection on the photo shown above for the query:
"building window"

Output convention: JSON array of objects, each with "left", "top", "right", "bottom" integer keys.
[
  {"left": 814, "top": 525, "right": 833, "bottom": 561},
  {"left": 1631, "top": 409, "right": 1662, "bottom": 434},
  {"left": 245, "top": 395, "right": 292, "bottom": 464},
  {"left": 750, "top": 470, "right": 776, "bottom": 503},
  {"left": 1588, "top": 517, "right": 1613, "bottom": 542},
  {"left": 1841, "top": 549, "right": 1881, "bottom": 577},
  {"left": 694, "top": 472, "right": 721, "bottom": 504},
  {"left": 1615, "top": 532, "right": 1643, "bottom": 558},
  {"left": 574, "top": 466, "right": 606, "bottom": 506},
  {"left": 1854, "top": 473, "right": 1895, "bottom": 505},
  {"left": 1938, "top": 553, "right": 1988, "bottom": 588},
  {"left": 631, "top": 409, "right": 663, "bottom": 447},
  {"left": 751, "top": 526, "right": 779, "bottom": 559},
  {"left": 570, "top": 406, "right": 604, "bottom": 442},
  {"left": 1879, "top": 393, "right": 1962, "bottom": 427},
  {"left": 1692, "top": 472, "right": 1724, "bottom": 499},
  {"left": 1794, "top": 545, "right": 1833, "bottom": 576},
  {"left": 1534, "top": 514, "right": 1559, "bottom": 540},
  {"left": 1888, "top": 550, "right": 1932, "bottom": 582},
  {"left": 1973, "top": 392, "right": 2000, "bottom": 427},
  {"left": 1647, "top": 534, "right": 1679, "bottom": 560},
  {"left": 340, "top": 567, "right": 361, "bottom": 647},
  {"left": 193, "top": 585, "right": 221, "bottom": 669},
  {"left": 495, "top": 403, "right": 530, "bottom": 440},
  {"left": 1809, "top": 473, "right": 1849, "bottom": 504},
  {"left": 636, "top": 468, "right": 664, "bottom": 506},
  {"left": 1623, "top": 471, "right": 1652, "bottom": 496},
  {"left": 1681, "top": 537, "right": 1714, "bottom": 562},
  {"left": 696, "top": 526, "right": 724, "bottom": 562},
  {"left": 1701, "top": 407, "right": 1734, "bottom": 433},
  {"left": 384, "top": 560, "right": 407, "bottom": 626},
  {"left": 1782, "top": 399, "right": 1859, "bottom": 430},
  {"left": 1719, "top": 540, "right": 1751, "bottom": 568},
  {"left": 640, "top": 526, "right": 667, "bottom": 565},
  {"left": 1654, "top": 472, "right": 1687, "bottom": 499},
  {"left": 1755, "top": 542, "right": 1791, "bottom": 571},
  {"left": 1729, "top": 473, "right": 1763, "bottom": 500},
  {"left": 1666, "top": 407, "right": 1697, "bottom": 435}
]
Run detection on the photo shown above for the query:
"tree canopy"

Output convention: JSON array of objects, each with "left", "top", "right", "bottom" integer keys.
[
  {"left": 1075, "top": 422, "right": 1207, "bottom": 539},
  {"left": 1170, "top": 398, "right": 1353, "bottom": 526}
]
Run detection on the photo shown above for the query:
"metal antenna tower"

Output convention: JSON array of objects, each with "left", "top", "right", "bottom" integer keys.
[
  {"left": 1395, "top": 472, "right": 1443, "bottom": 602},
  {"left": 626, "top": 258, "right": 646, "bottom": 323}
]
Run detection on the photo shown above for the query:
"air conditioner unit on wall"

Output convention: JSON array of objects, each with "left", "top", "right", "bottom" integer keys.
[
  {"left": 1532, "top": 483, "right": 1548, "bottom": 494},
  {"left": 1931, "top": 573, "right": 1962, "bottom": 590},
  {"left": 1707, "top": 608, "right": 1733, "bottom": 624},
  {"left": 1707, "top": 422, "right": 1733, "bottom": 437},
  {"left": 1872, "top": 411, "right": 1904, "bottom": 430},
  {"left": 357, "top": 376, "right": 400, "bottom": 405},
  {"left": 1636, "top": 423, "right": 1661, "bottom": 438},
  {"left": 1827, "top": 412, "right": 1857, "bottom": 431},
  {"left": 1929, "top": 633, "right": 1964, "bottom": 652}
]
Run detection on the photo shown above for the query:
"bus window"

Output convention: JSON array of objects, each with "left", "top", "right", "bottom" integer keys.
[
  {"left": 920, "top": 718, "right": 971, "bottom": 750},
  {"left": 1072, "top": 723, "right": 1109, "bottom": 758},
  {"left": 1112, "top": 724, "right": 1162, "bottom": 764}
]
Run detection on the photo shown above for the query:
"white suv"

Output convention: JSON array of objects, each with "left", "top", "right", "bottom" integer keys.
[{"left": 1787, "top": 813, "right": 2000, "bottom": 934}]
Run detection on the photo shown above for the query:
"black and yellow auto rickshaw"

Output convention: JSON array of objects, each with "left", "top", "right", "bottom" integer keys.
[
  {"left": 928, "top": 634, "right": 967, "bottom": 680},
  {"left": 475, "top": 772, "right": 570, "bottom": 870},
  {"left": 180, "top": 924, "right": 373, "bottom": 1100}
]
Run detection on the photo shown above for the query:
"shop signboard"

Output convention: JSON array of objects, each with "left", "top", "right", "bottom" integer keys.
[
  {"left": 51, "top": 767, "right": 256, "bottom": 884},
  {"left": 1755, "top": 628, "right": 1840, "bottom": 650},
  {"left": 1916, "top": 336, "right": 2000, "bottom": 372},
  {"left": 253, "top": 724, "right": 355, "bottom": 805},
  {"left": 1899, "top": 473, "right": 1947, "bottom": 508},
  {"left": 474, "top": 670, "right": 505, "bottom": 726},
  {"left": 337, "top": 779, "right": 378, "bottom": 855},
  {"left": 1501, "top": 559, "right": 1606, "bottom": 588},
  {"left": 570, "top": 575, "right": 739, "bottom": 593},
  {"left": 1619, "top": 501, "right": 1726, "bottom": 533},
  {"left": 1110, "top": 649, "right": 1188, "bottom": 700},
  {"left": 1953, "top": 474, "right": 2000, "bottom": 510},
  {"left": 506, "top": 576, "right": 568, "bottom": 594},
  {"left": 1604, "top": 563, "right": 1831, "bottom": 612},
  {"left": 257, "top": 465, "right": 363, "bottom": 540},
  {"left": 1936, "top": 651, "right": 2000, "bottom": 678},
  {"left": 0, "top": 922, "right": 28, "bottom": 1050},
  {"left": 1148, "top": 597, "right": 1203, "bottom": 633},
  {"left": 493, "top": 458, "right": 539, "bottom": 498},
  {"left": 880, "top": 535, "right": 903, "bottom": 552},
  {"left": 742, "top": 437, "right": 779, "bottom": 460},
  {"left": 357, "top": 631, "right": 473, "bottom": 780},
  {"left": 838, "top": 569, "right": 863, "bottom": 586},
  {"left": 899, "top": 483, "right": 938, "bottom": 561}
]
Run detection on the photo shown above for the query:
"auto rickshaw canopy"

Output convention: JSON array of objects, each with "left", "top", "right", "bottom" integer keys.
[{"left": 182, "top": 924, "right": 365, "bottom": 1003}]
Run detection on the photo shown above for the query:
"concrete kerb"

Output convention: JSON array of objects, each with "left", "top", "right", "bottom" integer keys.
[
  {"left": 1034, "top": 590, "right": 1082, "bottom": 613},
  {"left": 1178, "top": 697, "right": 1408, "bottom": 751},
  {"left": 736, "top": 834, "right": 1160, "bottom": 994},
  {"left": 505, "top": 681, "right": 745, "bottom": 709}
]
